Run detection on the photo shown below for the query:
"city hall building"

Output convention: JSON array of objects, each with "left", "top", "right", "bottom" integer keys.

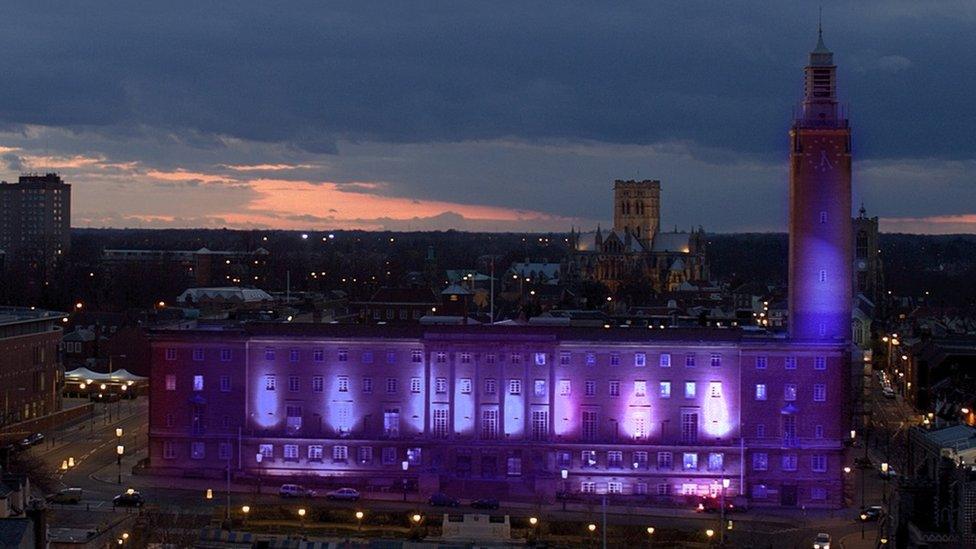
[{"left": 147, "top": 35, "right": 855, "bottom": 509}]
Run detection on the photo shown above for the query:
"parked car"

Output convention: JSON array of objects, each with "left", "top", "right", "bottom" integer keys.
[
  {"left": 879, "top": 465, "right": 898, "bottom": 479},
  {"left": 695, "top": 496, "right": 736, "bottom": 513},
  {"left": 113, "top": 490, "right": 144, "bottom": 507},
  {"left": 859, "top": 505, "right": 884, "bottom": 521},
  {"left": 470, "top": 498, "right": 499, "bottom": 510},
  {"left": 48, "top": 488, "right": 83, "bottom": 504},
  {"left": 325, "top": 488, "right": 360, "bottom": 501},
  {"left": 279, "top": 484, "right": 315, "bottom": 498},
  {"left": 812, "top": 532, "right": 831, "bottom": 549},
  {"left": 882, "top": 387, "right": 896, "bottom": 399},
  {"left": 428, "top": 492, "right": 460, "bottom": 507}
]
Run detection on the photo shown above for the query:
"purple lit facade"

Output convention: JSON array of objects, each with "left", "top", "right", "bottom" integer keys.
[{"left": 146, "top": 35, "right": 853, "bottom": 509}]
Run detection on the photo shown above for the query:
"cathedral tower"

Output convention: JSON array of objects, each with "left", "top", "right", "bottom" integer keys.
[
  {"left": 612, "top": 179, "right": 660, "bottom": 247},
  {"left": 788, "top": 28, "right": 852, "bottom": 341}
]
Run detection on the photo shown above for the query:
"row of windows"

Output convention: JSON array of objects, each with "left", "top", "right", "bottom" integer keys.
[
  {"left": 752, "top": 453, "right": 828, "bottom": 473},
  {"left": 563, "top": 450, "right": 726, "bottom": 471},
  {"left": 753, "top": 356, "right": 827, "bottom": 370},
  {"left": 165, "top": 347, "right": 426, "bottom": 364},
  {"left": 754, "top": 383, "right": 827, "bottom": 402}
]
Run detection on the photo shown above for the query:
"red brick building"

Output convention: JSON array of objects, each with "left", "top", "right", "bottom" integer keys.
[{"left": 0, "top": 308, "right": 64, "bottom": 426}]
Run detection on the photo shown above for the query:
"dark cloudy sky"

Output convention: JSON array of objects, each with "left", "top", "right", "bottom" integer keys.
[{"left": 1, "top": 1, "right": 973, "bottom": 233}]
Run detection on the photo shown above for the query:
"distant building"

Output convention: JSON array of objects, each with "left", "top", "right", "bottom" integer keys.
[
  {"left": 176, "top": 286, "right": 274, "bottom": 317},
  {"left": 353, "top": 287, "right": 438, "bottom": 323},
  {"left": 0, "top": 308, "right": 64, "bottom": 426},
  {"left": 852, "top": 205, "right": 883, "bottom": 308},
  {"left": 0, "top": 173, "right": 70, "bottom": 277},
  {"left": 565, "top": 179, "right": 708, "bottom": 294},
  {"left": 102, "top": 246, "right": 270, "bottom": 287}
]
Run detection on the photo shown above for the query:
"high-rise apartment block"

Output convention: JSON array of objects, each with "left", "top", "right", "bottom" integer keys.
[{"left": 0, "top": 173, "right": 71, "bottom": 274}]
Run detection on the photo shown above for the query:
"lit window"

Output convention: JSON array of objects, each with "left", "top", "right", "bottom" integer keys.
[
  {"left": 634, "top": 352, "right": 646, "bottom": 367},
  {"left": 684, "top": 381, "right": 696, "bottom": 399},
  {"left": 165, "top": 375, "right": 176, "bottom": 391},
  {"left": 608, "top": 481, "right": 623, "bottom": 494},
  {"left": 582, "top": 450, "right": 597, "bottom": 467},
  {"left": 193, "top": 375, "right": 203, "bottom": 391},
  {"left": 284, "top": 444, "right": 298, "bottom": 460},
  {"left": 660, "top": 353, "right": 671, "bottom": 368},
  {"left": 634, "top": 380, "right": 647, "bottom": 397},
  {"left": 459, "top": 378, "right": 472, "bottom": 394},
  {"left": 535, "top": 352, "right": 546, "bottom": 365},
  {"left": 659, "top": 381, "right": 671, "bottom": 398},
  {"left": 333, "top": 445, "right": 348, "bottom": 462},
  {"left": 259, "top": 444, "right": 273, "bottom": 459},
  {"left": 782, "top": 454, "right": 798, "bottom": 471},
  {"left": 709, "top": 381, "right": 722, "bottom": 398},
  {"left": 682, "top": 452, "right": 698, "bottom": 470},
  {"left": 753, "top": 453, "right": 768, "bottom": 471},
  {"left": 581, "top": 481, "right": 596, "bottom": 493},
  {"left": 534, "top": 379, "right": 546, "bottom": 397},
  {"left": 559, "top": 379, "right": 571, "bottom": 396},
  {"left": 308, "top": 445, "right": 323, "bottom": 461},
  {"left": 586, "top": 352, "right": 596, "bottom": 366},
  {"left": 755, "top": 384, "right": 767, "bottom": 401},
  {"left": 708, "top": 453, "right": 724, "bottom": 471},
  {"left": 784, "top": 383, "right": 797, "bottom": 401}
]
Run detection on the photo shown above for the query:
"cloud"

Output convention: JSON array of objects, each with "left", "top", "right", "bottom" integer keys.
[
  {"left": 2, "top": 152, "right": 23, "bottom": 172},
  {"left": 876, "top": 55, "right": 912, "bottom": 73}
]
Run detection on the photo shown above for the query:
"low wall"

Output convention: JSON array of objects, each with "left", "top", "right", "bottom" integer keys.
[{"left": 0, "top": 403, "right": 94, "bottom": 437}]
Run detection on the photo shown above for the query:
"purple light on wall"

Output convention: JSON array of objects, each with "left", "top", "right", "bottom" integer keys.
[{"left": 251, "top": 372, "right": 281, "bottom": 429}]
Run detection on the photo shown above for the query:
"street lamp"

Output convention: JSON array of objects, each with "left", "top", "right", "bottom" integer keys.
[
  {"left": 116, "top": 445, "right": 124, "bottom": 484},
  {"left": 401, "top": 460, "right": 409, "bottom": 502},
  {"left": 881, "top": 462, "right": 890, "bottom": 504},
  {"left": 298, "top": 508, "right": 306, "bottom": 538},
  {"left": 706, "top": 528, "right": 715, "bottom": 544},
  {"left": 255, "top": 452, "right": 263, "bottom": 494},
  {"left": 860, "top": 512, "right": 868, "bottom": 539},
  {"left": 560, "top": 468, "right": 569, "bottom": 510},
  {"left": 529, "top": 517, "right": 538, "bottom": 526},
  {"left": 206, "top": 488, "right": 213, "bottom": 500},
  {"left": 647, "top": 526, "right": 655, "bottom": 548},
  {"left": 242, "top": 505, "right": 250, "bottom": 526},
  {"left": 355, "top": 510, "right": 364, "bottom": 531},
  {"left": 720, "top": 478, "right": 730, "bottom": 545},
  {"left": 68, "top": 457, "right": 75, "bottom": 467},
  {"left": 116, "top": 427, "right": 123, "bottom": 438}
]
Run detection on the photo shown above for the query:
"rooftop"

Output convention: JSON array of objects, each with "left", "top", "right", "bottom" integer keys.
[{"left": 0, "top": 307, "right": 66, "bottom": 327}]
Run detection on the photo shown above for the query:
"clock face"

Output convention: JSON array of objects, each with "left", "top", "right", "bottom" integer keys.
[
  {"left": 814, "top": 149, "right": 834, "bottom": 173},
  {"left": 858, "top": 260, "right": 866, "bottom": 269}
]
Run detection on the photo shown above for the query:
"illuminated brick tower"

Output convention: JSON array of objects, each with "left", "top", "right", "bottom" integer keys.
[
  {"left": 612, "top": 179, "right": 660, "bottom": 247},
  {"left": 788, "top": 28, "right": 852, "bottom": 341}
]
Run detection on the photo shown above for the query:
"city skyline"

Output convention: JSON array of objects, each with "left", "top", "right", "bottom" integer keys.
[{"left": 1, "top": 2, "right": 974, "bottom": 235}]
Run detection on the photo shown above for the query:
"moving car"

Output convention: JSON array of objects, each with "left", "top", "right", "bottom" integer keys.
[
  {"left": 813, "top": 532, "right": 831, "bottom": 549},
  {"left": 113, "top": 490, "right": 144, "bottom": 507},
  {"left": 470, "top": 498, "right": 499, "bottom": 510},
  {"left": 325, "top": 487, "right": 360, "bottom": 501},
  {"left": 859, "top": 505, "right": 884, "bottom": 521},
  {"left": 18, "top": 433, "right": 44, "bottom": 450},
  {"left": 279, "top": 484, "right": 315, "bottom": 498},
  {"left": 48, "top": 488, "right": 83, "bottom": 504},
  {"left": 428, "top": 492, "right": 461, "bottom": 507}
]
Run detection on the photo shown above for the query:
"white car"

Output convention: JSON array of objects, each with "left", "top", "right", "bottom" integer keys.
[
  {"left": 813, "top": 532, "right": 831, "bottom": 549},
  {"left": 325, "top": 487, "right": 360, "bottom": 501},
  {"left": 278, "top": 484, "right": 315, "bottom": 498}
]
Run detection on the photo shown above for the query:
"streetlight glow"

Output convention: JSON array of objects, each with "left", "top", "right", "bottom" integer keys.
[
  {"left": 587, "top": 523, "right": 597, "bottom": 532},
  {"left": 529, "top": 517, "right": 538, "bottom": 526}
]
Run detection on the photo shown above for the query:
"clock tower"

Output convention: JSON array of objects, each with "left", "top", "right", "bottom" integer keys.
[{"left": 788, "top": 28, "right": 852, "bottom": 341}]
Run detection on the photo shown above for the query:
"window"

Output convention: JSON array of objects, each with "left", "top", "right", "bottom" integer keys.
[
  {"left": 659, "top": 353, "right": 671, "bottom": 368},
  {"left": 814, "top": 356, "right": 827, "bottom": 370},
  {"left": 382, "top": 447, "right": 396, "bottom": 465},
  {"left": 812, "top": 454, "right": 827, "bottom": 472},
  {"left": 383, "top": 408, "right": 400, "bottom": 437},
  {"left": 284, "top": 444, "right": 299, "bottom": 461},
  {"left": 756, "top": 356, "right": 767, "bottom": 369},
  {"left": 220, "top": 375, "right": 231, "bottom": 392},
  {"left": 165, "top": 375, "right": 176, "bottom": 391},
  {"left": 681, "top": 410, "right": 698, "bottom": 443},
  {"left": 164, "top": 413, "right": 174, "bottom": 427},
  {"left": 636, "top": 483, "right": 648, "bottom": 495},
  {"left": 609, "top": 380, "right": 620, "bottom": 397},
  {"left": 481, "top": 409, "right": 498, "bottom": 439},
  {"left": 535, "top": 352, "right": 546, "bottom": 365},
  {"left": 581, "top": 450, "right": 597, "bottom": 467},
  {"left": 484, "top": 378, "right": 497, "bottom": 395},
  {"left": 332, "top": 348, "right": 345, "bottom": 362},
  {"left": 785, "top": 356, "right": 797, "bottom": 370},
  {"left": 386, "top": 350, "right": 396, "bottom": 364},
  {"left": 386, "top": 378, "right": 398, "bottom": 394},
  {"left": 411, "top": 349, "right": 423, "bottom": 363},
  {"left": 685, "top": 354, "right": 696, "bottom": 368},
  {"left": 286, "top": 405, "right": 302, "bottom": 431},
  {"left": 610, "top": 353, "right": 620, "bottom": 366},
  {"left": 337, "top": 376, "right": 349, "bottom": 392},
  {"left": 811, "top": 487, "right": 827, "bottom": 500},
  {"left": 264, "top": 375, "right": 276, "bottom": 391},
  {"left": 753, "top": 452, "right": 768, "bottom": 471},
  {"left": 308, "top": 445, "right": 323, "bottom": 461},
  {"left": 634, "top": 451, "right": 649, "bottom": 469},
  {"left": 264, "top": 347, "right": 275, "bottom": 361},
  {"left": 193, "top": 348, "right": 204, "bottom": 361},
  {"left": 784, "top": 383, "right": 797, "bottom": 401},
  {"left": 815, "top": 424, "right": 824, "bottom": 439},
  {"left": 682, "top": 452, "right": 698, "bottom": 470},
  {"left": 607, "top": 451, "right": 623, "bottom": 468},
  {"left": 559, "top": 379, "right": 571, "bottom": 396},
  {"left": 485, "top": 353, "right": 496, "bottom": 364},
  {"left": 459, "top": 352, "right": 471, "bottom": 364},
  {"left": 581, "top": 481, "right": 596, "bottom": 493},
  {"left": 819, "top": 210, "right": 827, "bottom": 224},
  {"left": 219, "top": 442, "right": 232, "bottom": 460},
  {"left": 754, "top": 425, "right": 765, "bottom": 440},
  {"left": 313, "top": 349, "right": 324, "bottom": 362},
  {"left": 435, "top": 352, "right": 446, "bottom": 363},
  {"left": 358, "top": 446, "right": 373, "bottom": 464},
  {"left": 635, "top": 352, "right": 646, "bottom": 367},
  {"left": 410, "top": 377, "right": 422, "bottom": 393},
  {"left": 534, "top": 379, "right": 546, "bottom": 397},
  {"left": 608, "top": 481, "right": 623, "bottom": 494},
  {"left": 433, "top": 409, "right": 449, "bottom": 438},
  {"left": 634, "top": 380, "right": 647, "bottom": 397},
  {"left": 684, "top": 381, "right": 696, "bottom": 399},
  {"left": 511, "top": 353, "right": 521, "bottom": 364},
  {"left": 288, "top": 376, "right": 300, "bottom": 392},
  {"left": 190, "top": 442, "right": 205, "bottom": 459},
  {"left": 752, "top": 484, "right": 768, "bottom": 498},
  {"left": 289, "top": 349, "right": 300, "bottom": 363},
  {"left": 435, "top": 377, "right": 447, "bottom": 394},
  {"left": 163, "top": 441, "right": 177, "bottom": 459},
  {"left": 362, "top": 377, "right": 373, "bottom": 394},
  {"left": 192, "top": 375, "right": 204, "bottom": 391},
  {"left": 782, "top": 454, "right": 797, "bottom": 471},
  {"left": 560, "top": 352, "right": 571, "bottom": 365},
  {"left": 657, "top": 483, "right": 672, "bottom": 496},
  {"left": 361, "top": 351, "right": 373, "bottom": 364},
  {"left": 311, "top": 376, "right": 323, "bottom": 392},
  {"left": 333, "top": 445, "right": 348, "bottom": 462},
  {"left": 585, "top": 380, "right": 596, "bottom": 396},
  {"left": 709, "top": 381, "right": 722, "bottom": 398},
  {"left": 407, "top": 447, "right": 422, "bottom": 465},
  {"left": 813, "top": 383, "right": 826, "bottom": 402},
  {"left": 259, "top": 444, "right": 274, "bottom": 459},
  {"left": 819, "top": 269, "right": 827, "bottom": 283},
  {"left": 710, "top": 354, "right": 721, "bottom": 367},
  {"left": 509, "top": 379, "right": 522, "bottom": 395},
  {"left": 659, "top": 381, "right": 671, "bottom": 399},
  {"left": 531, "top": 410, "right": 548, "bottom": 441},
  {"left": 165, "top": 348, "right": 177, "bottom": 361},
  {"left": 582, "top": 411, "right": 598, "bottom": 441},
  {"left": 708, "top": 453, "right": 724, "bottom": 471},
  {"left": 586, "top": 352, "right": 596, "bottom": 366}
]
